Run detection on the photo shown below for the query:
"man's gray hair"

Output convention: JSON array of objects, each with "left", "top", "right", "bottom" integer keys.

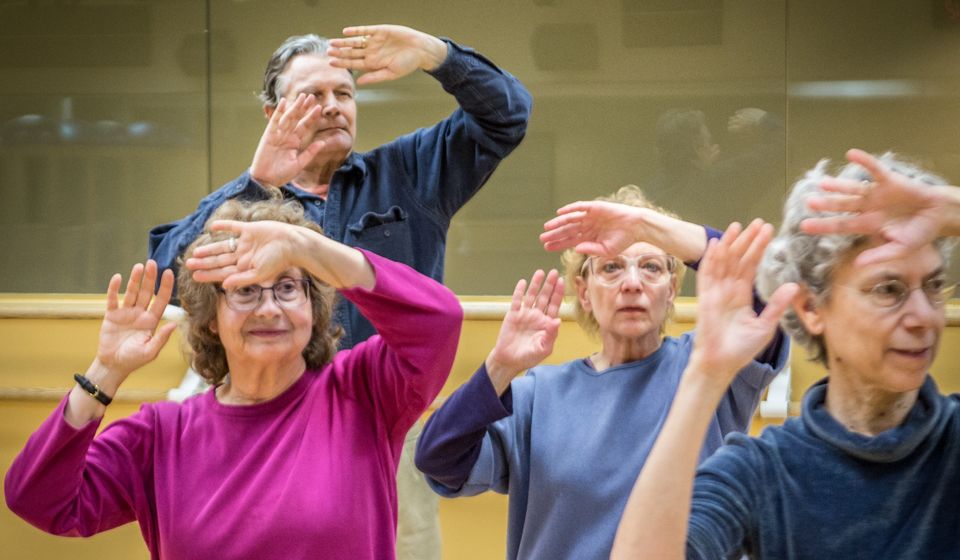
[
  {"left": 260, "top": 34, "right": 351, "bottom": 107},
  {"left": 756, "top": 153, "right": 954, "bottom": 365}
]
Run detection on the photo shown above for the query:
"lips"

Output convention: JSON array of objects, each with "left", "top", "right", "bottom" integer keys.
[
  {"left": 247, "top": 328, "right": 287, "bottom": 338},
  {"left": 889, "top": 347, "right": 933, "bottom": 363},
  {"left": 617, "top": 306, "right": 648, "bottom": 314}
]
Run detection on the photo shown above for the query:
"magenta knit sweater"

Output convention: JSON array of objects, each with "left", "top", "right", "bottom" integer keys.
[{"left": 4, "top": 250, "right": 463, "bottom": 560}]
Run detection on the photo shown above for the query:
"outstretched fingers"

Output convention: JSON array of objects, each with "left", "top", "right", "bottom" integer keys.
[
  {"left": 523, "top": 269, "right": 546, "bottom": 309},
  {"left": 546, "top": 276, "right": 565, "bottom": 318},
  {"left": 532, "top": 269, "right": 560, "bottom": 312},
  {"left": 844, "top": 148, "right": 890, "bottom": 184},
  {"left": 105, "top": 273, "right": 123, "bottom": 312},
  {"left": 121, "top": 263, "right": 145, "bottom": 309},
  {"left": 509, "top": 277, "right": 528, "bottom": 313},
  {"left": 149, "top": 269, "right": 175, "bottom": 320}
]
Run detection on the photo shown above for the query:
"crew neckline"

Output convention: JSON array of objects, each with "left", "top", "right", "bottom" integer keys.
[{"left": 207, "top": 370, "right": 313, "bottom": 417}]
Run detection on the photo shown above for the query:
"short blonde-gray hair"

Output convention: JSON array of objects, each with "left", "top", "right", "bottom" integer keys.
[{"left": 562, "top": 185, "right": 687, "bottom": 338}]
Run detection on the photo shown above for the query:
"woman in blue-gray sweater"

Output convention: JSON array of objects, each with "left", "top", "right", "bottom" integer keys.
[
  {"left": 612, "top": 149, "right": 960, "bottom": 559},
  {"left": 415, "top": 185, "right": 790, "bottom": 560}
]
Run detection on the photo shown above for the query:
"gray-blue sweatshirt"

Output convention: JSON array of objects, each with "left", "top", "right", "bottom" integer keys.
[{"left": 416, "top": 331, "right": 788, "bottom": 560}]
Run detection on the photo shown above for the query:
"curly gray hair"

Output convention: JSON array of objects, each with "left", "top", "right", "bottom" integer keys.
[{"left": 756, "top": 152, "right": 954, "bottom": 365}]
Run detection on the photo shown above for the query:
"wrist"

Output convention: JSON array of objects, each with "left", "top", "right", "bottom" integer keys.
[
  {"left": 484, "top": 352, "right": 520, "bottom": 396},
  {"left": 683, "top": 352, "right": 737, "bottom": 397},
  {"left": 420, "top": 35, "right": 448, "bottom": 72},
  {"left": 249, "top": 168, "right": 280, "bottom": 190},
  {"left": 85, "top": 359, "right": 125, "bottom": 397}
]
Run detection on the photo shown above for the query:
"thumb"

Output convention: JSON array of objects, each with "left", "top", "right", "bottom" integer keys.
[
  {"left": 146, "top": 322, "right": 178, "bottom": 358},
  {"left": 757, "top": 282, "right": 799, "bottom": 329}
]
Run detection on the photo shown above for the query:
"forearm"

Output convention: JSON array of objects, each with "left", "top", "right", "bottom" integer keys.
[
  {"left": 415, "top": 364, "right": 510, "bottom": 489},
  {"left": 640, "top": 208, "right": 709, "bottom": 263},
  {"left": 429, "top": 40, "right": 531, "bottom": 136},
  {"left": 611, "top": 363, "right": 729, "bottom": 559},
  {"left": 296, "top": 229, "right": 375, "bottom": 290}
]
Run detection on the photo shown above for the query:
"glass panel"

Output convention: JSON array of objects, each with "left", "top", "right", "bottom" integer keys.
[
  {"left": 786, "top": 0, "right": 960, "bottom": 280},
  {"left": 0, "top": 1, "right": 208, "bottom": 293},
  {"left": 208, "top": 0, "right": 787, "bottom": 296}
]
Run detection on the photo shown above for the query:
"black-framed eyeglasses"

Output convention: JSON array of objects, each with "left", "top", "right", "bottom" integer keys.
[
  {"left": 838, "top": 277, "right": 957, "bottom": 311},
  {"left": 217, "top": 278, "right": 311, "bottom": 312}
]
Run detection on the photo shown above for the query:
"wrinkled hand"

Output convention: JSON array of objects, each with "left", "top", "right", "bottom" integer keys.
[
  {"left": 96, "top": 260, "right": 177, "bottom": 379},
  {"left": 801, "top": 149, "right": 949, "bottom": 266},
  {"left": 690, "top": 220, "right": 797, "bottom": 384},
  {"left": 541, "top": 201, "right": 648, "bottom": 255},
  {"left": 327, "top": 25, "right": 448, "bottom": 85},
  {"left": 250, "top": 93, "right": 327, "bottom": 187},
  {"left": 185, "top": 220, "right": 308, "bottom": 288},
  {"left": 486, "top": 270, "right": 564, "bottom": 393}
]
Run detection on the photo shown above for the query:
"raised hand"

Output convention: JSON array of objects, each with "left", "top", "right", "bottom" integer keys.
[
  {"left": 250, "top": 93, "right": 327, "bottom": 187},
  {"left": 485, "top": 270, "right": 565, "bottom": 395},
  {"left": 96, "top": 261, "right": 177, "bottom": 379},
  {"left": 185, "top": 220, "right": 307, "bottom": 289},
  {"left": 800, "top": 149, "right": 954, "bottom": 266},
  {"left": 541, "top": 201, "right": 648, "bottom": 256},
  {"left": 690, "top": 220, "right": 797, "bottom": 386},
  {"left": 327, "top": 25, "right": 448, "bottom": 85}
]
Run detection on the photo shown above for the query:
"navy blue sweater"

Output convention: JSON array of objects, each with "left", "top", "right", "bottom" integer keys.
[{"left": 688, "top": 375, "right": 960, "bottom": 559}]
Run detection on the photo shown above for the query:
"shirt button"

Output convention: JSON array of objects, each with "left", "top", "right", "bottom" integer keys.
[{"left": 384, "top": 230, "right": 391, "bottom": 237}]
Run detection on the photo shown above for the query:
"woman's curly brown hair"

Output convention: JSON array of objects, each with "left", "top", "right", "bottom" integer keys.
[{"left": 176, "top": 196, "right": 342, "bottom": 385}]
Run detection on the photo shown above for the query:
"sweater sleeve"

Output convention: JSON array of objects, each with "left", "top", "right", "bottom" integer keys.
[
  {"left": 4, "top": 396, "right": 157, "bottom": 538},
  {"left": 414, "top": 363, "right": 514, "bottom": 492},
  {"left": 335, "top": 249, "right": 464, "bottom": 439},
  {"left": 686, "top": 433, "right": 759, "bottom": 559},
  {"left": 393, "top": 39, "right": 532, "bottom": 221}
]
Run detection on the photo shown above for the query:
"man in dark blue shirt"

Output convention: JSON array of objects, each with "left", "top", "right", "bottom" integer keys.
[{"left": 149, "top": 24, "right": 532, "bottom": 348}]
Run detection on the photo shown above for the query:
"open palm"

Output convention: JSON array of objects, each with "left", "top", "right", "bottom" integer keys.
[
  {"left": 250, "top": 93, "right": 326, "bottom": 187},
  {"left": 489, "top": 270, "right": 564, "bottom": 374},
  {"left": 692, "top": 221, "right": 796, "bottom": 382},
  {"left": 96, "top": 261, "right": 177, "bottom": 378}
]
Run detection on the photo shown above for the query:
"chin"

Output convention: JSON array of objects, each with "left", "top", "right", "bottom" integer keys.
[{"left": 882, "top": 367, "right": 930, "bottom": 394}]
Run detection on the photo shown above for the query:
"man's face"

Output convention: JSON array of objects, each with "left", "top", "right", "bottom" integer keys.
[{"left": 273, "top": 54, "right": 357, "bottom": 164}]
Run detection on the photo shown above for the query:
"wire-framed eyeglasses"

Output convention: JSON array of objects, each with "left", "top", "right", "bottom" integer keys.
[
  {"left": 838, "top": 277, "right": 957, "bottom": 311},
  {"left": 580, "top": 253, "right": 677, "bottom": 287},
  {"left": 217, "top": 278, "right": 311, "bottom": 312}
]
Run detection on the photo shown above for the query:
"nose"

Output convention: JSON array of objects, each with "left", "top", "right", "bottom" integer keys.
[
  {"left": 619, "top": 265, "right": 644, "bottom": 292},
  {"left": 900, "top": 288, "right": 942, "bottom": 330},
  {"left": 253, "top": 288, "right": 282, "bottom": 316},
  {"left": 318, "top": 91, "right": 340, "bottom": 116}
]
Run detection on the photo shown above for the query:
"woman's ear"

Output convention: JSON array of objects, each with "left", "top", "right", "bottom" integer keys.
[
  {"left": 792, "top": 286, "right": 824, "bottom": 336},
  {"left": 208, "top": 319, "right": 218, "bottom": 334},
  {"left": 575, "top": 276, "right": 592, "bottom": 314}
]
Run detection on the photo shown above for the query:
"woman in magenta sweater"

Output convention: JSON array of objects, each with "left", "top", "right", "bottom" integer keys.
[{"left": 4, "top": 197, "right": 463, "bottom": 560}]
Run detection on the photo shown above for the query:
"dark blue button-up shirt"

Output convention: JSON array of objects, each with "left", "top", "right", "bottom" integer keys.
[{"left": 148, "top": 40, "right": 532, "bottom": 349}]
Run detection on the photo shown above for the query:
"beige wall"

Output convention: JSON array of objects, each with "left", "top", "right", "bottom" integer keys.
[{"left": 3, "top": 297, "right": 960, "bottom": 558}]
